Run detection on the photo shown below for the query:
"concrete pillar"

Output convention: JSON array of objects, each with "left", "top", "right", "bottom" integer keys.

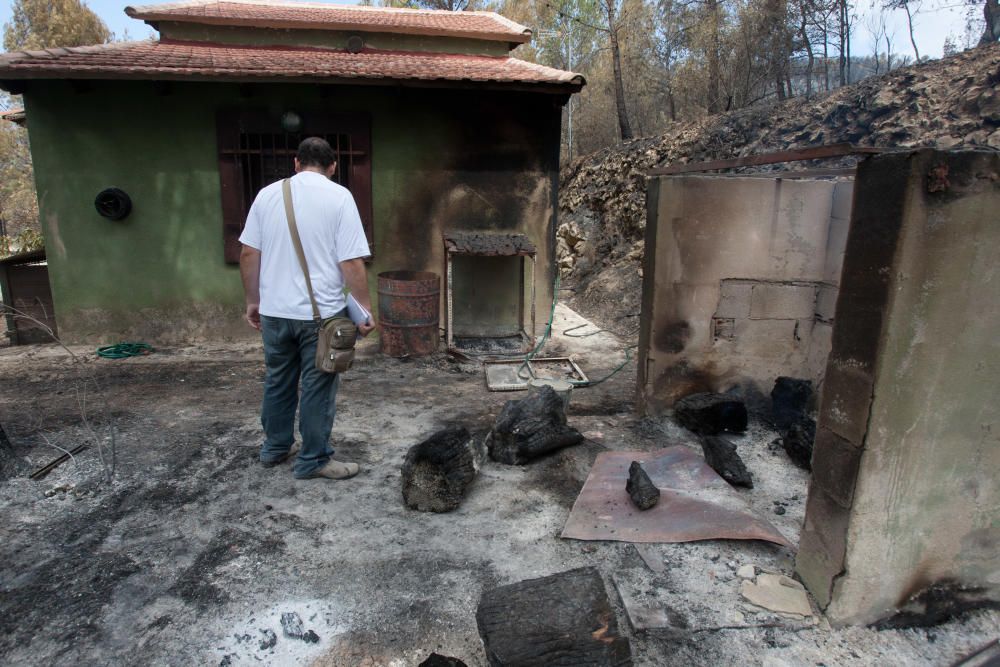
[{"left": 796, "top": 150, "right": 1000, "bottom": 625}]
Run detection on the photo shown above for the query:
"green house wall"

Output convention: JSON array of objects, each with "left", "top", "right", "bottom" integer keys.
[{"left": 22, "top": 80, "right": 561, "bottom": 343}]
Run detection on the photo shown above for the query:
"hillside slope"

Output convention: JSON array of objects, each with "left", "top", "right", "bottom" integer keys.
[{"left": 558, "top": 42, "right": 1000, "bottom": 334}]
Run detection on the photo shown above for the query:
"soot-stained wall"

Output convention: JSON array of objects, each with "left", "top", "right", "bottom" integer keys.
[
  {"left": 23, "top": 80, "right": 561, "bottom": 343},
  {"left": 796, "top": 150, "right": 1000, "bottom": 625},
  {"left": 636, "top": 174, "right": 854, "bottom": 414}
]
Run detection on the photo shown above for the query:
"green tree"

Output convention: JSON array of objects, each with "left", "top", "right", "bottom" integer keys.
[
  {"left": 4, "top": 0, "right": 111, "bottom": 52},
  {"left": 0, "top": 104, "right": 40, "bottom": 256}
]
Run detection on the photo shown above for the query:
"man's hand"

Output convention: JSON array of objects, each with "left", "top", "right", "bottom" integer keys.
[
  {"left": 240, "top": 245, "right": 262, "bottom": 330},
  {"left": 358, "top": 319, "right": 376, "bottom": 337},
  {"left": 245, "top": 303, "right": 261, "bottom": 330},
  {"left": 339, "top": 257, "right": 375, "bottom": 337}
]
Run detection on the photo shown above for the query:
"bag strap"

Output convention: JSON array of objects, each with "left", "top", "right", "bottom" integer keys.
[{"left": 282, "top": 178, "right": 322, "bottom": 322}]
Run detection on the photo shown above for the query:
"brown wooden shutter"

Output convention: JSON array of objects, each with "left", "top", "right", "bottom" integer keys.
[{"left": 216, "top": 110, "right": 245, "bottom": 264}]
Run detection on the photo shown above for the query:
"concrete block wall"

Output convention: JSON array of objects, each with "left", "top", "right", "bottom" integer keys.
[
  {"left": 796, "top": 150, "right": 1000, "bottom": 625},
  {"left": 637, "top": 175, "right": 854, "bottom": 413}
]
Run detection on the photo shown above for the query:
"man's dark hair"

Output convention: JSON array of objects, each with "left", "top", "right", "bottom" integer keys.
[{"left": 296, "top": 137, "right": 336, "bottom": 169}]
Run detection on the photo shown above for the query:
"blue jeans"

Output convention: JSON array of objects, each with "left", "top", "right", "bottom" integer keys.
[{"left": 259, "top": 313, "right": 343, "bottom": 478}]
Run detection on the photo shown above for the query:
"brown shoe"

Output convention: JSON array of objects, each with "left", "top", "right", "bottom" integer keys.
[
  {"left": 260, "top": 441, "right": 300, "bottom": 468},
  {"left": 303, "top": 459, "right": 360, "bottom": 480}
]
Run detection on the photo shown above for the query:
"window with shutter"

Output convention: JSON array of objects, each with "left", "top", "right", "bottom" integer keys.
[{"left": 216, "top": 109, "right": 373, "bottom": 263}]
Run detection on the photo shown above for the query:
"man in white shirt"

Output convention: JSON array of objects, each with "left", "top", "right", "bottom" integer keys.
[{"left": 239, "top": 137, "right": 375, "bottom": 480}]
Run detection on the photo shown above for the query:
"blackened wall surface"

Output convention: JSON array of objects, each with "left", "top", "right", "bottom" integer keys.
[
  {"left": 23, "top": 80, "right": 561, "bottom": 342},
  {"left": 797, "top": 150, "right": 1000, "bottom": 625}
]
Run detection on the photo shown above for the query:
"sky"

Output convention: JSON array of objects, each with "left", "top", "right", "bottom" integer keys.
[{"left": 0, "top": 0, "right": 979, "bottom": 58}]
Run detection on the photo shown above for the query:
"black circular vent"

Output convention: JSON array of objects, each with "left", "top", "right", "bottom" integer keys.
[
  {"left": 346, "top": 35, "right": 364, "bottom": 53},
  {"left": 94, "top": 188, "right": 132, "bottom": 221}
]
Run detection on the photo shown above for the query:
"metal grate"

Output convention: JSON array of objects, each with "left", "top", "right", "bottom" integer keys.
[
  {"left": 221, "top": 131, "right": 363, "bottom": 224},
  {"left": 216, "top": 110, "right": 373, "bottom": 264}
]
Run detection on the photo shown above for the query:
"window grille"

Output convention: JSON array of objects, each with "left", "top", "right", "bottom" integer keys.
[{"left": 216, "top": 110, "right": 372, "bottom": 263}]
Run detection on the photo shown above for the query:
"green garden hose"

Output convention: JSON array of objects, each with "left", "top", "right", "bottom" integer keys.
[
  {"left": 97, "top": 342, "right": 153, "bottom": 359},
  {"left": 517, "top": 273, "right": 635, "bottom": 388}
]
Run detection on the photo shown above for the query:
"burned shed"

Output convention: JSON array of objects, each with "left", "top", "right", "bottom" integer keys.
[{"left": 0, "top": 0, "right": 583, "bottom": 343}]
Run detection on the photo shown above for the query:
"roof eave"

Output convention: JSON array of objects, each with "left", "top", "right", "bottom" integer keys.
[
  {"left": 0, "top": 69, "right": 584, "bottom": 95},
  {"left": 130, "top": 12, "right": 533, "bottom": 44}
]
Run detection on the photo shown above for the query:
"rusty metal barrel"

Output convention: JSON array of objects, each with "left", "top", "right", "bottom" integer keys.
[{"left": 378, "top": 271, "right": 440, "bottom": 357}]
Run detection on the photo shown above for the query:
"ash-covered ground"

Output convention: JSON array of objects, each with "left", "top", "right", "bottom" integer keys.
[{"left": 1, "top": 305, "right": 996, "bottom": 666}]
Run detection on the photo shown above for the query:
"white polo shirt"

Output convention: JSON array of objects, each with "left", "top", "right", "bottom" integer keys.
[{"left": 239, "top": 171, "right": 371, "bottom": 320}]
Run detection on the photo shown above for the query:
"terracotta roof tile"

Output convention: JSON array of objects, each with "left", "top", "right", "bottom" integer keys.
[
  {"left": 0, "top": 40, "right": 584, "bottom": 90},
  {"left": 126, "top": 0, "right": 532, "bottom": 43}
]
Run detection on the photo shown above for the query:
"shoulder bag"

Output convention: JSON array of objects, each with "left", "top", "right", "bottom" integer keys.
[{"left": 281, "top": 178, "right": 358, "bottom": 374}]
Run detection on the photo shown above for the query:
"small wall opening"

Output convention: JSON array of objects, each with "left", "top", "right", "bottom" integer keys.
[
  {"left": 444, "top": 231, "right": 536, "bottom": 353},
  {"left": 451, "top": 255, "right": 521, "bottom": 338}
]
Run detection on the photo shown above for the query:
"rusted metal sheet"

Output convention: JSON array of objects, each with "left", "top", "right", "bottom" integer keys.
[
  {"left": 443, "top": 231, "right": 536, "bottom": 257},
  {"left": 377, "top": 270, "right": 440, "bottom": 357},
  {"left": 561, "top": 446, "right": 793, "bottom": 547},
  {"left": 1, "top": 254, "right": 57, "bottom": 345},
  {"left": 647, "top": 143, "right": 881, "bottom": 176}
]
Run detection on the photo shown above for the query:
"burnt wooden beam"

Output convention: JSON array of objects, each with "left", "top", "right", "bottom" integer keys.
[
  {"left": 29, "top": 444, "right": 88, "bottom": 481},
  {"left": 647, "top": 143, "right": 882, "bottom": 176}
]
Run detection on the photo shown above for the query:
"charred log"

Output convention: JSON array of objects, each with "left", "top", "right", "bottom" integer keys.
[
  {"left": 674, "top": 392, "right": 748, "bottom": 435},
  {"left": 781, "top": 418, "right": 816, "bottom": 470},
  {"left": 626, "top": 461, "right": 660, "bottom": 510},
  {"left": 700, "top": 436, "right": 753, "bottom": 488},
  {"left": 476, "top": 566, "right": 632, "bottom": 667},
  {"left": 401, "top": 427, "right": 478, "bottom": 512},
  {"left": 487, "top": 386, "right": 583, "bottom": 465},
  {"left": 771, "top": 377, "right": 813, "bottom": 431}
]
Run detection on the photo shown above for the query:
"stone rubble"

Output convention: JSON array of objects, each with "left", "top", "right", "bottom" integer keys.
[{"left": 558, "top": 43, "right": 1000, "bottom": 329}]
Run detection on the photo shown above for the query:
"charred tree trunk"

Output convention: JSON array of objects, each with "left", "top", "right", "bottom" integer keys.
[
  {"left": 981, "top": 0, "right": 1000, "bottom": 44},
  {"left": 605, "top": 0, "right": 634, "bottom": 142},
  {"left": 903, "top": 2, "right": 920, "bottom": 61},
  {"left": 823, "top": 30, "right": 830, "bottom": 91},
  {"left": 838, "top": 0, "right": 847, "bottom": 87},
  {"left": 706, "top": 0, "right": 722, "bottom": 113},
  {"left": 487, "top": 386, "right": 583, "bottom": 465}
]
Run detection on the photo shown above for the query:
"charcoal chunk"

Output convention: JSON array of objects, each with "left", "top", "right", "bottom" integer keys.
[
  {"left": 674, "top": 392, "right": 748, "bottom": 435},
  {"left": 487, "top": 386, "right": 583, "bottom": 465},
  {"left": 626, "top": 461, "right": 660, "bottom": 510},
  {"left": 781, "top": 418, "right": 816, "bottom": 470},
  {"left": 419, "top": 654, "right": 469, "bottom": 667},
  {"left": 700, "top": 436, "right": 753, "bottom": 488},
  {"left": 401, "top": 427, "right": 478, "bottom": 512},
  {"left": 771, "top": 377, "right": 813, "bottom": 430},
  {"left": 280, "top": 612, "right": 304, "bottom": 639},
  {"left": 258, "top": 628, "right": 277, "bottom": 650},
  {"left": 476, "top": 567, "right": 632, "bottom": 666}
]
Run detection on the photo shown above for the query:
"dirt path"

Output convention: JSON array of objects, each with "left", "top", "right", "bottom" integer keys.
[{"left": 0, "top": 311, "right": 996, "bottom": 665}]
